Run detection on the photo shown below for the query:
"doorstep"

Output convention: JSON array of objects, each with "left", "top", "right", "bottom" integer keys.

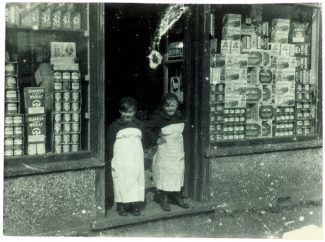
[{"left": 91, "top": 199, "right": 218, "bottom": 231}]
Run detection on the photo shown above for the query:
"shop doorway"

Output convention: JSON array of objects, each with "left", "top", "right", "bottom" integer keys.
[{"left": 105, "top": 3, "right": 172, "bottom": 210}]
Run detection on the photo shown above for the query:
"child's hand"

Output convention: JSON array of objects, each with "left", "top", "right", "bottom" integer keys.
[{"left": 157, "top": 137, "right": 166, "bottom": 145}]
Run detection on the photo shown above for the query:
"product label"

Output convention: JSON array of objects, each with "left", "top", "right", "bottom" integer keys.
[
  {"left": 24, "top": 87, "right": 45, "bottom": 115},
  {"left": 26, "top": 115, "right": 46, "bottom": 143}
]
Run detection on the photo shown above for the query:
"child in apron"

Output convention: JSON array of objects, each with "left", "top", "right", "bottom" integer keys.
[
  {"left": 146, "top": 93, "right": 189, "bottom": 211},
  {"left": 107, "top": 97, "right": 145, "bottom": 216}
]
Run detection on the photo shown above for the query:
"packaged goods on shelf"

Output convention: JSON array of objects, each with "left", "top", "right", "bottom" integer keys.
[
  {"left": 6, "top": 4, "right": 20, "bottom": 25},
  {"left": 246, "top": 85, "right": 262, "bottom": 103},
  {"left": 294, "top": 43, "right": 310, "bottom": 57},
  {"left": 51, "top": 42, "right": 76, "bottom": 58},
  {"left": 290, "top": 22, "right": 307, "bottom": 43},
  {"left": 241, "top": 25, "right": 255, "bottom": 36},
  {"left": 40, "top": 8, "right": 51, "bottom": 28},
  {"left": 222, "top": 27, "right": 241, "bottom": 40},
  {"left": 241, "top": 49, "right": 270, "bottom": 67},
  {"left": 71, "top": 12, "right": 81, "bottom": 29},
  {"left": 259, "top": 69, "right": 272, "bottom": 84},
  {"left": 210, "top": 67, "right": 223, "bottom": 84},
  {"left": 274, "top": 81, "right": 295, "bottom": 106},
  {"left": 270, "top": 30, "right": 289, "bottom": 44},
  {"left": 221, "top": 40, "right": 231, "bottom": 54},
  {"left": 271, "top": 19, "right": 290, "bottom": 32},
  {"left": 26, "top": 115, "right": 46, "bottom": 144},
  {"left": 296, "top": 57, "right": 310, "bottom": 70},
  {"left": 5, "top": 103, "right": 20, "bottom": 114},
  {"left": 224, "top": 80, "right": 247, "bottom": 108},
  {"left": 222, "top": 14, "right": 242, "bottom": 28},
  {"left": 24, "top": 87, "right": 45, "bottom": 115},
  {"left": 21, "top": 7, "right": 40, "bottom": 27},
  {"left": 52, "top": 9, "right": 62, "bottom": 28},
  {"left": 270, "top": 43, "right": 281, "bottom": 56},
  {"left": 62, "top": 11, "right": 72, "bottom": 29},
  {"left": 280, "top": 44, "right": 295, "bottom": 57}
]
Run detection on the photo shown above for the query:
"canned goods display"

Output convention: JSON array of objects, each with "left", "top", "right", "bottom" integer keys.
[
  {"left": 72, "top": 113, "right": 80, "bottom": 122},
  {"left": 54, "top": 82, "right": 63, "bottom": 90},
  {"left": 71, "top": 134, "right": 79, "bottom": 143},
  {"left": 5, "top": 63, "right": 16, "bottom": 75},
  {"left": 63, "top": 72, "right": 71, "bottom": 80},
  {"left": 63, "top": 113, "right": 71, "bottom": 122},
  {"left": 5, "top": 116, "right": 14, "bottom": 125},
  {"left": 62, "top": 144, "right": 70, "bottom": 153},
  {"left": 14, "top": 126, "right": 23, "bottom": 135},
  {"left": 63, "top": 102, "right": 71, "bottom": 112},
  {"left": 5, "top": 127, "right": 14, "bottom": 136},
  {"left": 63, "top": 123, "right": 71, "bottom": 132},
  {"left": 71, "top": 72, "right": 80, "bottom": 80},
  {"left": 71, "top": 92, "right": 80, "bottom": 102},
  {"left": 6, "top": 90, "right": 18, "bottom": 101},
  {"left": 4, "top": 149, "right": 14, "bottom": 157},
  {"left": 6, "top": 103, "right": 18, "bottom": 113},
  {"left": 54, "top": 92, "right": 62, "bottom": 101},
  {"left": 71, "top": 82, "right": 80, "bottom": 91},
  {"left": 13, "top": 115, "right": 23, "bottom": 124},
  {"left": 72, "top": 122, "right": 79, "bottom": 132},
  {"left": 71, "top": 102, "right": 80, "bottom": 112},
  {"left": 54, "top": 113, "right": 62, "bottom": 122},
  {"left": 54, "top": 145, "right": 62, "bottom": 153},
  {"left": 5, "top": 76, "right": 18, "bottom": 88},
  {"left": 14, "top": 137, "right": 23, "bottom": 146},
  {"left": 54, "top": 71, "right": 62, "bottom": 80},
  {"left": 63, "top": 134, "right": 70, "bottom": 144},
  {"left": 5, "top": 138, "right": 14, "bottom": 146},
  {"left": 54, "top": 135, "right": 62, "bottom": 144},
  {"left": 54, "top": 123, "right": 62, "bottom": 133},
  {"left": 71, "top": 144, "right": 79, "bottom": 152},
  {"left": 14, "top": 149, "right": 23, "bottom": 156},
  {"left": 63, "top": 92, "right": 71, "bottom": 102},
  {"left": 54, "top": 102, "right": 62, "bottom": 112}
]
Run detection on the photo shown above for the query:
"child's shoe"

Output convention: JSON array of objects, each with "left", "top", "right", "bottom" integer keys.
[
  {"left": 129, "top": 203, "right": 141, "bottom": 216},
  {"left": 117, "top": 203, "right": 127, "bottom": 216}
]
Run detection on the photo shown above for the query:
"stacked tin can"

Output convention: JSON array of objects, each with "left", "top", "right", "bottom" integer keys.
[
  {"left": 274, "top": 106, "right": 295, "bottom": 137},
  {"left": 4, "top": 62, "right": 24, "bottom": 157},
  {"left": 294, "top": 44, "right": 313, "bottom": 136},
  {"left": 52, "top": 71, "right": 81, "bottom": 153}
]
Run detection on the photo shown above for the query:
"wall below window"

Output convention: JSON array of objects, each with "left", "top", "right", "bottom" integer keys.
[
  {"left": 209, "top": 148, "right": 322, "bottom": 210},
  {"left": 3, "top": 169, "right": 98, "bottom": 235}
]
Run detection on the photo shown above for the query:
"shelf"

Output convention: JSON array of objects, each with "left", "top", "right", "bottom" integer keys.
[
  {"left": 6, "top": 24, "right": 86, "bottom": 33},
  {"left": 164, "top": 58, "right": 184, "bottom": 64}
]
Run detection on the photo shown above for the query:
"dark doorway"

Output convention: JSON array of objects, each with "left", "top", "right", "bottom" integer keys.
[{"left": 104, "top": 3, "right": 168, "bottom": 210}]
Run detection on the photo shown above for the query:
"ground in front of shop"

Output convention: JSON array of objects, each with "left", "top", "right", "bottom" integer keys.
[{"left": 92, "top": 201, "right": 322, "bottom": 238}]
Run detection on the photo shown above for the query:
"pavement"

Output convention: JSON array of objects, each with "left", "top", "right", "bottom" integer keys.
[{"left": 93, "top": 200, "right": 322, "bottom": 238}]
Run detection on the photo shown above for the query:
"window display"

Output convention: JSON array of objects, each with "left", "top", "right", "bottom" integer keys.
[
  {"left": 5, "top": 3, "right": 89, "bottom": 157},
  {"left": 209, "top": 5, "right": 318, "bottom": 143}
]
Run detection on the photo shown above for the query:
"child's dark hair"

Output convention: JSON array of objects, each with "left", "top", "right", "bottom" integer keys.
[
  {"left": 119, "top": 97, "right": 138, "bottom": 112},
  {"left": 161, "top": 93, "right": 179, "bottom": 106}
]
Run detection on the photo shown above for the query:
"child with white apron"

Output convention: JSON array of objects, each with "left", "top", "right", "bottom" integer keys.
[
  {"left": 107, "top": 97, "right": 145, "bottom": 216},
  {"left": 146, "top": 93, "right": 189, "bottom": 211}
]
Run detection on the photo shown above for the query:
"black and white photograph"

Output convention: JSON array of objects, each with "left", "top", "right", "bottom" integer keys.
[{"left": 1, "top": 0, "right": 323, "bottom": 239}]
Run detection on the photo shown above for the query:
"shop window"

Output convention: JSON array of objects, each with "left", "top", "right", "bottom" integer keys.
[
  {"left": 208, "top": 4, "right": 321, "bottom": 146},
  {"left": 4, "top": 3, "right": 98, "bottom": 162}
]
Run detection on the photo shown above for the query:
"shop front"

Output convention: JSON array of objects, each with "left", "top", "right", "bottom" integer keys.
[{"left": 3, "top": 2, "right": 322, "bottom": 235}]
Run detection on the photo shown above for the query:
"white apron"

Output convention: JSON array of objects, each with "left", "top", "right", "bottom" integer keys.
[
  {"left": 152, "top": 123, "right": 185, "bottom": 191},
  {"left": 111, "top": 128, "right": 145, "bottom": 203}
]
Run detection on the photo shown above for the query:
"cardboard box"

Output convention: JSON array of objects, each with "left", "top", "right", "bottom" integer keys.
[
  {"left": 21, "top": 7, "right": 40, "bottom": 27},
  {"left": 52, "top": 10, "right": 62, "bottom": 28},
  {"left": 271, "top": 31, "right": 289, "bottom": 44},
  {"left": 221, "top": 40, "right": 231, "bottom": 54},
  {"left": 51, "top": 42, "right": 76, "bottom": 58},
  {"left": 71, "top": 12, "right": 81, "bottom": 29},
  {"left": 222, "top": 14, "right": 242, "bottom": 28},
  {"left": 224, "top": 80, "right": 247, "bottom": 108},
  {"left": 62, "top": 10, "right": 71, "bottom": 29},
  {"left": 294, "top": 43, "right": 310, "bottom": 57},
  {"left": 271, "top": 19, "right": 290, "bottom": 32},
  {"left": 222, "top": 27, "right": 241, "bottom": 40},
  {"left": 270, "top": 43, "right": 281, "bottom": 56},
  {"left": 290, "top": 22, "right": 306, "bottom": 43},
  {"left": 274, "top": 81, "right": 295, "bottom": 106},
  {"left": 24, "top": 87, "right": 45, "bottom": 115},
  {"left": 40, "top": 8, "right": 51, "bottom": 28},
  {"left": 26, "top": 115, "right": 46, "bottom": 143},
  {"left": 231, "top": 40, "right": 241, "bottom": 54}
]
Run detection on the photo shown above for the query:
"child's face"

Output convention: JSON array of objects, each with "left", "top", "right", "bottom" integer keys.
[
  {"left": 120, "top": 107, "right": 136, "bottom": 123},
  {"left": 163, "top": 99, "right": 178, "bottom": 116}
]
